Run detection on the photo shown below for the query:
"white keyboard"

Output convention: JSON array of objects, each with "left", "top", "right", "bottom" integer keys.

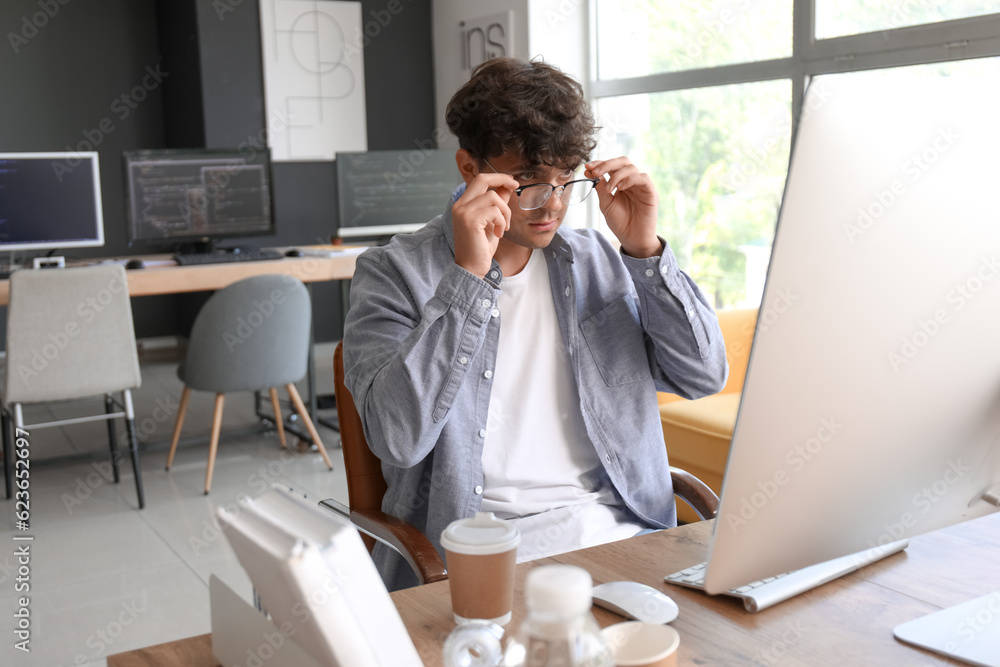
[{"left": 664, "top": 539, "right": 908, "bottom": 612}]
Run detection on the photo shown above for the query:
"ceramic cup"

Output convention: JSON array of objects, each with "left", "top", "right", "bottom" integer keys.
[{"left": 600, "top": 621, "right": 680, "bottom": 667}]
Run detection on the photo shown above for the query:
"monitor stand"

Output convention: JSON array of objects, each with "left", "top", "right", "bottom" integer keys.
[
  {"left": 894, "top": 591, "right": 1000, "bottom": 667},
  {"left": 175, "top": 239, "right": 217, "bottom": 255},
  {"left": 175, "top": 239, "right": 265, "bottom": 256}
]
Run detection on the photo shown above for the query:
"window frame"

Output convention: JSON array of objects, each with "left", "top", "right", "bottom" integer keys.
[
  {"left": 589, "top": 1, "right": 1000, "bottom": 139},
  {"left": 583, "top": 0, "right": 1000, "bottom": 307}
]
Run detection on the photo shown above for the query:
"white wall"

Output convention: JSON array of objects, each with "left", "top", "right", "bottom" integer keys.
[
  {"left": 527, "top": 0, "right": 589, "bottom": 91},
  {"left": 432, "top": 0, "right": 589, "bottom": 148},
  {"left": 432, "top": 0, "right": 531, "bottom": 149}
]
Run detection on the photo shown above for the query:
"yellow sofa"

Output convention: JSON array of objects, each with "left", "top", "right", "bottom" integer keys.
[{"left": 659, "top": 307, "right": 757, "bottom": 523}]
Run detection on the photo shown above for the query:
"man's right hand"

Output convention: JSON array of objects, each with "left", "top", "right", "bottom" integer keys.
[{"left": 452, "top": 173, "right": 519, "bottom": 278}]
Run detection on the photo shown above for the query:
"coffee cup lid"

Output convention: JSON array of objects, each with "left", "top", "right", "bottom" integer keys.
[{"left": 440, "top": 512, "right": 520, "bottom": 555}]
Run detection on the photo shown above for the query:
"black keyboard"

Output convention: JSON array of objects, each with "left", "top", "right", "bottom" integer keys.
[{"left": 172, "top": 248, "right": 283, "bottom": 266}]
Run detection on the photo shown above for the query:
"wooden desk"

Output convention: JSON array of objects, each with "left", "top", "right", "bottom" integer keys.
[
  {"left": 0, "top": 251, "right": 359, "bottom": 306},
  {"left": 108, "top": 511, "right": 1000, "bottom": 666}
]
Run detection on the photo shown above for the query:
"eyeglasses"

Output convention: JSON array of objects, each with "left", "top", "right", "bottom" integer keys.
[{"left": 482, "top": 157, "right": 599, "bottom": 211}]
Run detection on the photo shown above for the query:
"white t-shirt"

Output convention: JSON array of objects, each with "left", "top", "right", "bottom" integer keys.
[{"left": 481, "top": 249, "right": 644, "bottom": 561}]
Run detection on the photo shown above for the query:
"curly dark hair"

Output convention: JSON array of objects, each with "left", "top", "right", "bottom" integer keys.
[{"left": 445, "top": 57, "right": 597, "bottom": 169}]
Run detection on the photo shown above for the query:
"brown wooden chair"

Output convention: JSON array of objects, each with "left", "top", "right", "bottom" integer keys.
[{"left": 320, "top": 341, "right": 720, "bottom": 586}]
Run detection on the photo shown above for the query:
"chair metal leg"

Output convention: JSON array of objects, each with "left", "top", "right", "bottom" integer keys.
[
  {"left": 165, "top": 387, "right": 191, "bottom": 471},
  {"left": 123, "top": 390, "right": 145, "bottom": 510},
  {"left": 104, "top": 394, "right": 121, "bottom": 484},
  {"left": 269, "top": 387, "right": 287, "bottom": 449},
  {"left": 286, "top": 383, "right": 333, "bottom": 470},
  {"left": 204, "top": 393, "right": 225, "bottom": 494},
  {"left": 2, "top": 409, "right": 11, "bottom": 500}
]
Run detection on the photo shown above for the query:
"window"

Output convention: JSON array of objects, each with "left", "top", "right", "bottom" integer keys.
[
  {"left": 816, "top": 0, "right": 1000, "bottom": 39},
  {"left": 595, "top": 0, "right": 793, "bottom": 78},
  {"left": 597, "top": 82, "right": 790, "bottom": 309},
  {"left": 590, "top": 0, "right": 1000, "bottom": 309}
]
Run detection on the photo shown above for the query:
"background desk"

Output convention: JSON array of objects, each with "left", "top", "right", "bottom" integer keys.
[
  {"left": 108, "top": 511, "right": 1000, "bottom": 666},
  {"left": 0, "top": 252, "right": 359, "bottom": 431},
  {"left": 0, "top": 251, "right": 359, "bottom": 305}
]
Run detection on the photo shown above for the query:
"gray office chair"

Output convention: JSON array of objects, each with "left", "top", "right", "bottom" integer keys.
[
  {"left": 2, "top": 265, "right": 145, "bottom": 509},
  {"left": 164, "top": 274, "right": 333, "bottom": 494}
]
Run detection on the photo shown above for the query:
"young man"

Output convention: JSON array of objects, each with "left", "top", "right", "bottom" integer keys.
[{"left": 344, "top": 58, "right": 728, "bottom": 590}]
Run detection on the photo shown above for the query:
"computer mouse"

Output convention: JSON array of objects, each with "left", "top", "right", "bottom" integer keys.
[
  {"left": 125, "top": 259, "right": 145, "bottom": 270},
  {"left": 284, "top": 249, "right": 305, "bottom": 257},
  {"left": 592, "top": 581, "right": 679, "bottom": 624}
]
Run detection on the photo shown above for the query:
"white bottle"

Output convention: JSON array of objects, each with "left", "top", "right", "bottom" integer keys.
[{"left": 502, "top": 565, "right": 613, "bottom": 667}]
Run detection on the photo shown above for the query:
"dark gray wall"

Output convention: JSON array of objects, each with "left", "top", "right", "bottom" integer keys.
[
  {"left": 0, "top": 0, "right": 436, "bottom": 343},
  {"left": 0, "top": 0, "right": 179, "bottom": 338}
]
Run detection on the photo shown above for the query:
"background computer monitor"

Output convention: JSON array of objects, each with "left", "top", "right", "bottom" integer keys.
[
  {"left": 123, "top": 148, "right": 274, "bottom": 248},
  {"left": 0, "top": 152, "right": 104, "bottom": 253},
  {"left": 334, "top": 149, "right": 460, "bottom": 238},
  {"left": 704, "top": 73, "right": 1000, "bottom": 595}
]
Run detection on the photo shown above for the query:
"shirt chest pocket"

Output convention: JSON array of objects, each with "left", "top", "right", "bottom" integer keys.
[{"left": 579, "top": 297, "right": 650, "bottom": 386}]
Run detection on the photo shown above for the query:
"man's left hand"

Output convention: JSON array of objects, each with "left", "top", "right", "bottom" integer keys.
[{"left": 585, "top": 157, "right": 662, "bottom": 258}]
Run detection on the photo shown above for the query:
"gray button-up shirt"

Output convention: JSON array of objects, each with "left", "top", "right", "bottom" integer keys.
[{"left": 344, "top": 193, "right": 728, "bottom": 590}]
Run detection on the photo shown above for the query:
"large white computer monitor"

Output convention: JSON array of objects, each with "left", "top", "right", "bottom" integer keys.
[
  {"left": 701, "top": 73, "right": 1000, "bottom": 659},
  {"left": 0, "top": 152, "right": 105, "bottom": 253}
]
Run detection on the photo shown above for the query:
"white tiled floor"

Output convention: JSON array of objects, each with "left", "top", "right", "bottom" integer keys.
[{"left": 0, "top": 342, "right": 348, "bottom": 667}]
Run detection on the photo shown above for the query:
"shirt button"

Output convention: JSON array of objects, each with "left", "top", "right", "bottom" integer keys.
[
  {"left": 492, "top": 309, "right": 500, "bottom": 318},
  {"left": 481, "top": 299, "right": 492, "bottom": 308},
  {"left": 489, "top": 270, "right": 499, "bottom": 279},
  {"left": 687, "top": 308, "right": 695, "bottom": 319},
  {"left": 484, "top": 370, "right": 493, "bottom": 379},
  {"left": 479, "top": 429, "right": 487, "bottom": 438},
  {"left": 605, "top": 454, "right": 612, "bottom": 463},
  {"left": 459, "top": 356, "right": 468, "bottom": 365},
  {"left": 645, "top": 268, "right": 655, "bottom": 277},
  {"left": 660, "top": 265, "right": 669, "bottom": 274},
  {"left": 564, "top": 286, "right": 570, "bottom": 297},
  {"left": 474, "top": 485, "right": 483, "bottom": 495}
]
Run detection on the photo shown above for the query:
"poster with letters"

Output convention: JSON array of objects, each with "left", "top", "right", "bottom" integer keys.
[{"left": 259, "top": 0, "right": 368, "bottom": 161}]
